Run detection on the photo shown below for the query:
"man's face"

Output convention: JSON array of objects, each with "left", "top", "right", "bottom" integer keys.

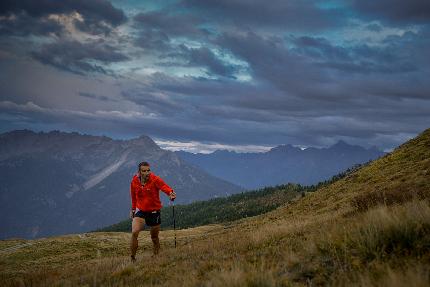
[{"left": 140, "top": 166, "right": 151, "bottom": 179}]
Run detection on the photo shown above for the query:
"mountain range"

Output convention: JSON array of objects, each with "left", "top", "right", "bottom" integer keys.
[{"left": 176, "top": 141, "right": 385, "bottom": 189}]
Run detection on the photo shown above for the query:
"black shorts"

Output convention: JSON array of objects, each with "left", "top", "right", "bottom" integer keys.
[{"left": 134, "top": 210, "right": 161, "bottom": 226}]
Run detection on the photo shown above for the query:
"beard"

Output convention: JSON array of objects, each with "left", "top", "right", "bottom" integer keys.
[{"left": 141, "top": 173, "right": 149, "bottom": 182}]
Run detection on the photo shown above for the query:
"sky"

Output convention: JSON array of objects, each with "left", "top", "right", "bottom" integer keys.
[{"left": 1, "top": 0, "right": 429, "bottom": 153}]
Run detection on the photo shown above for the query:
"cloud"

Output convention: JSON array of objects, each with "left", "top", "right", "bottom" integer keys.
[
  {"left": 78, "top": 92, "right": 119, "bottom": 102},
  {"left": 0, "top": 101, "right": 152, "bottom": 120},
  {"left": 352, "top": 0, "right": 430, "bottom": 24},
  {"left": 120, "top": 88, "right": 184, "bottom": 114},
  {"left": 131, "top": 9, "right": 208, "bottom": 52},
  {"left": 129, "top": 1, "right": 348, "bottom": 79},
  {"left": 133, "top": 28, "right": 171, "bottom": 52},
  {"left": 179, "top": 0, "right": 347, "bottom": 32},
  {"left": 0, "top": 12, "right": 64, "bottom": 36},
  {"left": 0, "top": 0, "right": 127, "bottom": 35},
  {"left": 214, "top": 29, "right": 430, "bottom": 105},
  {"left": 291, "top": 36, "right": 352, "bottom": 62},
  {"left": 155, "top": 139, "right": 272, "bottom": 154},
  {"left": 0, "top": 1, "right": 130, "bottom": 76},
  {"left": 290, "top": 35, "right": 418, "bottom": 75},
  {"left": 159, "top": 45, "right": 238, "bottom": 78},
  {"left": 216, "top": 31, "right": 328, "bottom": 94},
  {"left": 31, "top": 39, "right": 130, "bottom": 75},
  {"left": 133, "top": 9, "right": 206, "bottom": 38}
]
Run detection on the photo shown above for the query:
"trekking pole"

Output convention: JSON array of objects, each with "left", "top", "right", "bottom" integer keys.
[{"left": 170, "top": 199, "right": 177, "bottom": 248}]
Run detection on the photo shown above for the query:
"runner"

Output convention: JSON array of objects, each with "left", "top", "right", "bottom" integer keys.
[{"left": 130, "top": 161, "right": 176, "bottom": 261}]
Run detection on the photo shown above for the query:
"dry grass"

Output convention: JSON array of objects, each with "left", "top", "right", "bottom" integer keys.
[
  {"left": 308, "top": 200, "right": 430, "bottom": 284},
  {"left": 2, "top": 199, "right": 430, "bottom": 286},
  {"left": 351, "top": 263, "right": 430, "bottom": 287}
]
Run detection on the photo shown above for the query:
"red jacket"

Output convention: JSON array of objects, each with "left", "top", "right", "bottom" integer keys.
[{"left": 130, "top": 173, "right": 174, "bottom": 212}]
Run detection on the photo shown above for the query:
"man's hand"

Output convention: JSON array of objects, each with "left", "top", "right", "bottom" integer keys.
[
  {"left": 169, "top": 191, "right": 176, "bottom": 201},
  {"left": 130, "top": 210, "right": 135, "bottom": 219}
]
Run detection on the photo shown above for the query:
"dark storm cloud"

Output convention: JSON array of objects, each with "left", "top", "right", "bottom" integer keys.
[
  {"left": 132, "top": 10, "right": 208, "bottom": 54},
  {"left": 352, "top": 0, "right": 430, "bottom": 24},
  {"left": 130, "top": 1, "right": 347, "bottom": 78},
  {"left": 133, "top": 29, "right": 171, "bottom": 51},
  {"left": 72, "top": 16, "right": 115, "bottom": 36},
  {"left": 215, "top": 28, "right": 430, "bottom": 104},
  {"left": 180, "top": 0, "right": 347, "bottom": 31},
  {"left": 216, "top": 31, "right": 328, "bottom": 94},
  {"left": 0, "top": 0, "right": 127, "bottom": 36},
  {"left": 292, "top": 36, "right": 351, "bottom": 62},
  {"left": 133, "top": 10, "right": 205, "bottom": 38},
  {"left": 31, "top": 40, "right": 130, "bottom": 75},
  {"left": 132, "top": 9, "right": 238, "bottom": 77},
  {"left": 0, "top": 0, "right": 125, "bottom": 24},
  {"left": 128, "top": 0, "right": 349, "bottom": 62},
  {"left": 0, "top": 11, "right": 63, "bottom": 36},
  {"left": 291, "top": 35, "right": 418, "bottom": 75}
]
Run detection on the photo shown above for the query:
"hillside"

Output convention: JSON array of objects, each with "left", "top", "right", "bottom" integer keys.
[{"left": 1, "top": 128, "right": 429, "bottom": 286}]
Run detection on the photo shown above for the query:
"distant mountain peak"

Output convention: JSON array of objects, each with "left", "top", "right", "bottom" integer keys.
[
  {"left": 1, "top": 129, "right": 35, "bottom": 137},
  {"left": 269, "top": 144, "right": 299, "bottom": 153},
  {"left": 329, "top": 140, "right": 360, "bottom": 151},
  {"left": 129, "top": 134, "right": 159, "bottom": 148},
  {"left": 333, "top": 140, "right": 349, "bottom": 146}
]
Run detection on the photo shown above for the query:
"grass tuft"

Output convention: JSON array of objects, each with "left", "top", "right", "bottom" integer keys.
[
  {"left": 352, "top": 188, "right": 430, "bottom": 212},
  {"left": 312, "top": 200, "right": 430, "bottom": 284}
]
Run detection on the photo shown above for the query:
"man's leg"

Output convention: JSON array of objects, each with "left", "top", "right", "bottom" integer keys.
[
  {"left": 130, "top": 217, "right": 144, "bottom": 260},
  {"left": 150, "top": 224, "right": 161, "bottom": 256}
]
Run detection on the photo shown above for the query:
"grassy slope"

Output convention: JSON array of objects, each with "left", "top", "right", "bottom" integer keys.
[{"left": 1, "top": 128, "right": 429, "bottom": 286}]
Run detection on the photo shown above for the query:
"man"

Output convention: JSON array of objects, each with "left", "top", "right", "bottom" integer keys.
[{"left": 130, "top": 161, "right": 176, "bottom": 261}]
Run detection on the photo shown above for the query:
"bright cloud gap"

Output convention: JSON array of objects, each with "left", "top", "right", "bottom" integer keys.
[{"left": 154, "top": 139, "right": 307, "bottom": 154}]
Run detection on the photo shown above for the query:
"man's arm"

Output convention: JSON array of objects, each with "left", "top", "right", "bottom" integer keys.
[
  {"left": 130, "top": 181, "right": 136, "bottom": 216},
  {"left": 155, "top": 177, "right": 176, "bottom": 200}
]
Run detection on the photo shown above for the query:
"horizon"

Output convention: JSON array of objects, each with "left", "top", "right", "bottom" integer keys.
[
  {"left": 1, "top": 1, "right": 429, "bottom": 153},
  {"left": 1, "top": 128, "right": 392, "bottom": 154}
]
